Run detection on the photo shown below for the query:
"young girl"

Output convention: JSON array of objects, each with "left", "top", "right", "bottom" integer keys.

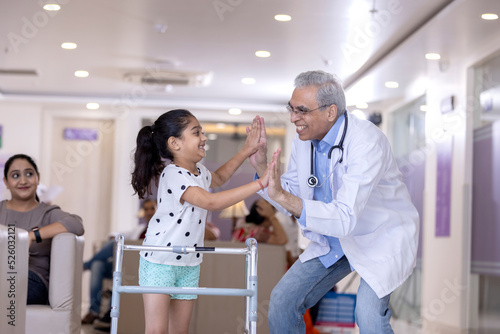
[{"left": 131, "top": 109, "right": 273, "bottom": 334}]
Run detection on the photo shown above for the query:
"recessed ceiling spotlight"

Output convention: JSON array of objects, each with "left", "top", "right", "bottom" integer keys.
[
  {"left": 481, "top": 13, "right": 498, "bottom": 20},
  {"left": 385, "top": 81, "right": 399, "bottom": 88},
  {"left": 356, "top": 102, "right": 368, "bottom": 109},
  {"left": 274, "top": 14, "right": 291, "bottom": 22},
  {"left": 86, "top": 103, "right": 100, "bottom": 110},
  {"left": 43, "top": 4, "right": 61, "bottom": 11},
  {"left": 425, "top": 53, "right": 441, "bottom": 60},
  {"left": 74, "top": 70, "right": 89, "bottom": 78},
  {"left": 255, "top": 50, "right": 271, "bottom": 58},
  {"left": 228, "top": 108, "right": 242, "bottom": 115},
  {"left": 420, "top": 105, "right": 429, "bottom": 112},
  {"left": 61, "top": 42, "right": 77, "bottom": 50},
  {"left": 241, "top": 77, "right": 256, "bottom": 85}
]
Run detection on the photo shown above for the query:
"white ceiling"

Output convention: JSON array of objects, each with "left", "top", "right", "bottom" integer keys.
[{"left": 0, "top": 0, "right": 499, "bottom": 117}]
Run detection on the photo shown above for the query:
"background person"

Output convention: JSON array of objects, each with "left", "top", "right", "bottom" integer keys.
[
  {"left": 0, "top": 153, "right": 84, "bottom": 305},
  {"left": 251, "top": 70, "right": 419, "bottom": 333},
  {"left": 81, "top": 198, "right": 157, "bottom": 325},
  {"left": 232, "top": 198, "right": 288, "bottom": 246}
]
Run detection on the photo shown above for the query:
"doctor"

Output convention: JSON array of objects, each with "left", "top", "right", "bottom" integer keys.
[{"left": 252, "top": 70, "right": 419, "bottom": 333}]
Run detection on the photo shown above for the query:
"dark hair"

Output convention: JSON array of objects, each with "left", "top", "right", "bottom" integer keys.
[
  {"left": 4, "top": 154, "right": 41, "bottom": 202},
  {"left": 245, "top": 201, "right": 265, "bottom": 225},
  {"left": 131, "top": 109, "right": 195, "bottom": 199},
  {"left": 4, "top": 154, "right": 40, "bottom": 179}
]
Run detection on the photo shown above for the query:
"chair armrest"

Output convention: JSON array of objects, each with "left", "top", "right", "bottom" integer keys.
[{"left": 0, "top": 225, "right": 29, "bottom": 334}]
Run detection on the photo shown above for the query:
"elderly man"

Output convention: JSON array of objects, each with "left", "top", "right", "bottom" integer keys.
[{"left": 252, "top": 70, "right": 419, "bottom": 333}]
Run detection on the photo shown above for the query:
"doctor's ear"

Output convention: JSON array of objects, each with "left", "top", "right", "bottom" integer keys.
[{"left": 327, "top": 104, "right": 338, "bottom": 121}]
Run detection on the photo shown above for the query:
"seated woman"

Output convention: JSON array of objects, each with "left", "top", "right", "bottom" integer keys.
[
  {"left": 0, "top": 154, "right": 84, "bottom": 305},
  {"left": 231, "top": 198, "right": 287, "bottom": 245}
]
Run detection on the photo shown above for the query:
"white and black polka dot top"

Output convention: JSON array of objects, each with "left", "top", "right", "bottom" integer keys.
[{"left": 140, "top": 162, "right": 211, "bottom": 266}]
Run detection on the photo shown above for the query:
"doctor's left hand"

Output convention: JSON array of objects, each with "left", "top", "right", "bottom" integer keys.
[{"left": 267, "top": 148, "right": 284, "bottom": 201}]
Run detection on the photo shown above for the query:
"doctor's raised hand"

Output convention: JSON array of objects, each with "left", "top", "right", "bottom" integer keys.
[{"left": 267, "top": 148, "right": 303, "bottom": 218}]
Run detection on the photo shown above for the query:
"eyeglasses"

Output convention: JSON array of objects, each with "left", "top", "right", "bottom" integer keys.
[{"left": 286, "top": 104, "right": 331, "bottom": 116}]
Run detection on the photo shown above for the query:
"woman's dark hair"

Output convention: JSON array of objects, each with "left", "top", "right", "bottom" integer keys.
[
  {"left": 246, "top": 201, "right": 265, "bottom": 225},
  {"left": 4, "top": 154, "right": 40, "bottom": 179},
  {"left": 4, "top": 154, "right": 41, "bottom": 202},
  {"left": 131, "top": 109, "right": 195, "bottom": 199}
]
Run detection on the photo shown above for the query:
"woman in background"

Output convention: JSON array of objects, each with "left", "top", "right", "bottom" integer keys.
[{"left": 0, "top": 154, "right": 84, "bottom": 305}]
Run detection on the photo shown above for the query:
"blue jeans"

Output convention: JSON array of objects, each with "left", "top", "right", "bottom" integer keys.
[
  {"left": 268, "top": 256, "right": 393, "bottom": 334},
  {"left": 84, "top": 240, "right": 114, "bottom": 314},
  {"left": 27, "top": 270, "right": 48, "bottom": 305}
]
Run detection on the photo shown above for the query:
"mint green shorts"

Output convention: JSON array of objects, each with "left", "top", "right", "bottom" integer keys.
[{"left": 138, "top": 257, "right": 200, "bottom": 300}]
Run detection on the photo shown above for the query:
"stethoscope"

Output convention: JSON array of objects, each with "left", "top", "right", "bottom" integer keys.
[{"left": 307, "top": 113, "right": 348, "bottom": 188}]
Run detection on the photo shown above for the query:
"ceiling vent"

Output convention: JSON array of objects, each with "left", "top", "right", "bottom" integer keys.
[
  {"left": 124, "top": 70, "right": 213, "bottom": 87},
  {"left": 0, "top": 69, "right": 38, "bottom": 76}
]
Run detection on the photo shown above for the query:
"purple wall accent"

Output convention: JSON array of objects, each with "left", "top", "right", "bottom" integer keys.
[
  {"left": 63, "top": 127, "right": 98, "bottom": 141},
  {"left": 435, "top": 137, "right": 453, "bottom": 237},
  {"left": 400, "top": 156, "right": 425, "bottom": 260},
  {"left": 472, "top": 122, "right": 500, "bottom": 274}
]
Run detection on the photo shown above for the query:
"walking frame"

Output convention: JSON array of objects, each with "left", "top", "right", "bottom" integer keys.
[{"left": 110, "top": 234, "right": 259, "bottom": 334}]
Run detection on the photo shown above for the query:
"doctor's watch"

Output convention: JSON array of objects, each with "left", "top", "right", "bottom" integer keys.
[{"left": 32, "top": 227, "right": 42, "bottom": 243}]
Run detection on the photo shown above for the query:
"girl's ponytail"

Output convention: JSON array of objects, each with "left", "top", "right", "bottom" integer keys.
[{"left": 131, "top": 125, "right": 164, "bottom": 198}]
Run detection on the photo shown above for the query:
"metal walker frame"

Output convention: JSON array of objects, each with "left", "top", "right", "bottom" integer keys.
[{"left": 110, "top": 235, "right": 259, "bottom": 334}]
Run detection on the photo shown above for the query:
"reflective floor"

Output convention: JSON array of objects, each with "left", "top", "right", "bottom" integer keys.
[{"left": 81, "top": 311, "right": 500, "bottom": 334}]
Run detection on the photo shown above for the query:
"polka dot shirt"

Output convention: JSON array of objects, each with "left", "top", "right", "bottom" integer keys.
[{"left": 140, "top": 163, "right": 211, "bottom": 266}]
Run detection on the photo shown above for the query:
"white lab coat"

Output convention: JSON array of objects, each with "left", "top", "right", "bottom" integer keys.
[{"left": 261, "top": 113, "right": 419, "bottom": 298}]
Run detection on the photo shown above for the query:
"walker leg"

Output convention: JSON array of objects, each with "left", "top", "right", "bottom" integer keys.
[
  {"left": 110, "top": 235, "right": 125, "bottom": 334},
  {"left": 245, "top": 238, "right": 258, "bottom": 334}
]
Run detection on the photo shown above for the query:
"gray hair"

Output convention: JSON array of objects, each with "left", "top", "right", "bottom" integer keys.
[{"left": 294, "top": 70, "right": 346, "bottom": 115}]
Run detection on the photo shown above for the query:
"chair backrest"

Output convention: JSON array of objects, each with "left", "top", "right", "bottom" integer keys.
[{"left": 0, "top": 225, "right": 29, "bottom": 334}]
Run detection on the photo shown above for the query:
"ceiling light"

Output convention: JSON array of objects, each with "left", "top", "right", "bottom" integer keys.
[
  {"left": 385, "top": 81, "right": 399, "bottom": 88},
  {"left": 274, "top": 14, "right": 291, "bottom": 22},
  {"left": 425, "top": 53, "right": 441, "bottom": 60},
  {"left": 216, "top": 123, "right": 226, "bottom": 129},
  {"left": 74, "top": 70, "right": 89, "bottom": 78},
  {"left": 255, "top": 50, "right": 271, "bottom": 58},
  {"left": 241, "top": 77, "right": 256, "bottom": 85},
  {"left": 420, "top": 105, "right": 429, "bottom": 112},
  {"left": 86, "top": 103, "right": 100, "bottom": 110},
  {"left": 351, "top": 109, "right": 367, "bottom": 120},
  {"left": 228, "top": 108, "right": 242, "bottom": 115},
  {"left": 356, "top": 102, "right": 368, "bottom": 109},
  {"left": 43, "top": 4, "right": 61, "bottom": 11},
  {"left": 61, "top": 42, "right": 77, "bottom": 50},
  {"left": 481, "top": 13, "right": 498, "bottom": 20}
]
